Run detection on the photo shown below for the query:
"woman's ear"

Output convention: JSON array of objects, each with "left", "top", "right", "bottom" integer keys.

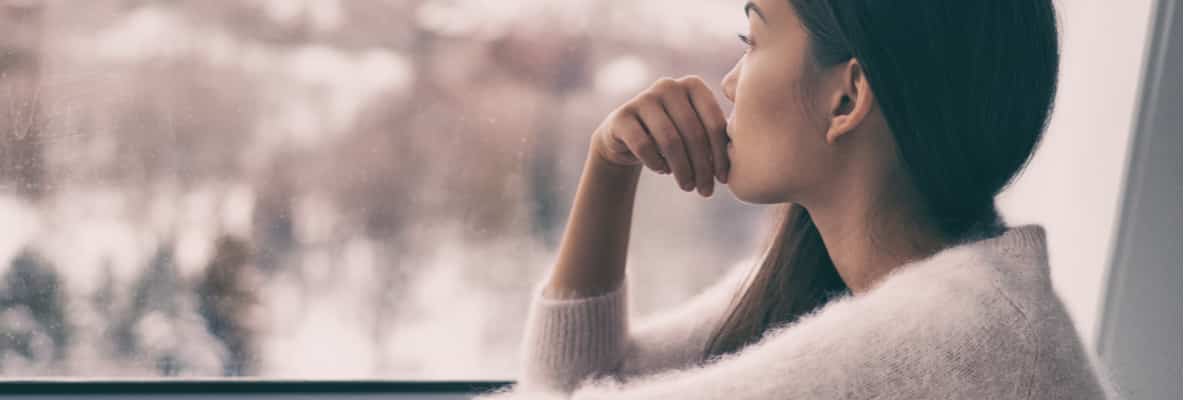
[{"left": 824, "top": 59, "right": 875, "bottom": 145}]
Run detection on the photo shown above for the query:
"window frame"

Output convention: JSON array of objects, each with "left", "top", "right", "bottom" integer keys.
[{"left": 0, "top": 380, "right": 514, "bottom": 395}]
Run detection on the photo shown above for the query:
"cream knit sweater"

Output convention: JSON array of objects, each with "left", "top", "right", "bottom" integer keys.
[{"left": 476, "top": 224, "right": 1123, "bottom": 399}]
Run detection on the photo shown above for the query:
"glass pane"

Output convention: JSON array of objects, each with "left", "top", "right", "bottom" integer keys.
[
  {"left": 0, "top": 0, "right": 1151, "bottom": 379},
  {"left": 0, "top": 0, "right": 754, "bottom": 379}
]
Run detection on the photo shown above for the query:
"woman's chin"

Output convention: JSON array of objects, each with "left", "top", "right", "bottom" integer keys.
[
  {"left": 727, "top": 178, "right": 788, "bottom": 205},
  {"left": 723, "top": 173, "right": 752, "bottom": 204}
]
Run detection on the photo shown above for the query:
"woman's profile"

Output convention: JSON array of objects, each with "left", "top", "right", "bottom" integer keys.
[{"left": 480, "top": 0, "right": 1121, "bottom": 398}]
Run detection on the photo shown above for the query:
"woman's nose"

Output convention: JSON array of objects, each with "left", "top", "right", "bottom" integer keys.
[{"left": 722, "top": 60, "right": 741, "bottom": 103}]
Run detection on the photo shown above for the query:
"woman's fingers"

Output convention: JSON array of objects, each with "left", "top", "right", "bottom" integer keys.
[
  {"left": 658, "top": 79, "right": 714, "bottom": 197},
  {"left": 636, "top": 99, "right": 695, "bottom": 192},
  {"left": 615, "top": 112, "right": 668, "bottom": 173},
  {"left": 595, "top": 75, "right": 728, "bottom": 197},
  {"left": 680, "top": 76, "right": 730, "bottom": 184}
]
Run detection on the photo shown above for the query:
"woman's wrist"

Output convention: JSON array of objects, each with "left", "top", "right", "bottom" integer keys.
[{"left": 587, "top": 145, "right": 643, "bottom": 177}]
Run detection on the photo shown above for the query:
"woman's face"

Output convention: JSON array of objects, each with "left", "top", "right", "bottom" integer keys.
[{"left": 722, "top": 0, "right": 837, "bottom": 204}]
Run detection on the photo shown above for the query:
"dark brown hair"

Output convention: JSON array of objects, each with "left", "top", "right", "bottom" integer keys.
[{"left": 702, "top": 0, "right": 1061, "bottom": 360}]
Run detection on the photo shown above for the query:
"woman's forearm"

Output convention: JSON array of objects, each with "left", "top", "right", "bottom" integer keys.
[{"left": 543, "top": 147, "right": 643, "bottom": 299}]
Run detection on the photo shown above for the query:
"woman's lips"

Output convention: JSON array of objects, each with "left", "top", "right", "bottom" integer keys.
[
  {"left": 725, "top": 116, "right": 735, "bottom": 143},
  {"left": 726, "top": 122, "right": 736, "bottom": 154}
]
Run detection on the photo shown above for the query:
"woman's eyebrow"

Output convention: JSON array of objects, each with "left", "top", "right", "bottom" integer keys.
[{"left": 745, "top": 1, "right": 768, "bottom": 24}]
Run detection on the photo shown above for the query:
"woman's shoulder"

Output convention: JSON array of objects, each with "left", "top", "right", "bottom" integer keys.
[
  {"left": 685, "top": 224, "right": 1063, "bottom": 367},
  {"left": 669, "top": 252, "right": 1040, "bottom": 399},
  {"left": 757, "top": 229, "right": 1050, "bottom": 358}
]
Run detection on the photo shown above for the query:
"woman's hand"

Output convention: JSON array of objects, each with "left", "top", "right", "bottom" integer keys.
[{"left": 590, "top": 75, "right": 730, "bottom": 197}]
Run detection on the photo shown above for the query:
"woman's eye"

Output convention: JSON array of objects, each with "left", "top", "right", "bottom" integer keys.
[{"left": 736, "top": 33, "right": 754, "bottom": 50}]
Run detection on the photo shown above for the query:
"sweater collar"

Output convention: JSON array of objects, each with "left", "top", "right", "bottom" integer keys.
[
  {"left": 836, "top": 224, "right": 1050, "bottom": 298},
  {"left": 864, "top": 224, "right": 1052, "bottom": 296},
  {"left": 978, "top": 224, "right": 1047, "bottom": 252},
  {"left": 949, "top": 223, "right": 1050, "bottom": 275}
]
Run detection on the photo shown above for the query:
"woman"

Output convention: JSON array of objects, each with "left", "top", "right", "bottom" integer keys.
[{"left": 480, "top": 0, "right": 1120, "bottom": 398}]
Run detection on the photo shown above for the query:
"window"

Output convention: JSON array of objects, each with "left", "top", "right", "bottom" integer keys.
[{"left": 0, "top": 0, "right": 1156, "bottom": 382}]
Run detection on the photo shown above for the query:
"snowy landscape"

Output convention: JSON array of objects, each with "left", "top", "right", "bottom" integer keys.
[{"left": 0, "top": 0, "right": 763, "bottom": 379}]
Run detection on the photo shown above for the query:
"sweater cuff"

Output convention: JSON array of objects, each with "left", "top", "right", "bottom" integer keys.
[{"left": 518, "top": 274, "right": 629, "bottom": 393}]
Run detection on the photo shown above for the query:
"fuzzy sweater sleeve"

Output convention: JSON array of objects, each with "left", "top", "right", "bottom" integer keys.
[{"left": 512, "top": 258, "right": 754, "bottom": 394}]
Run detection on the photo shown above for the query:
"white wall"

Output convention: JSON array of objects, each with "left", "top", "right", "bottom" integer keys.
[{"left": 996, "top": 0, "right": 1156, "bottom": 350}]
